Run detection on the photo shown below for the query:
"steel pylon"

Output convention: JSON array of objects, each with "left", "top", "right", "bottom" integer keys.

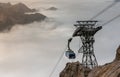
[{"left": 73, "top": 20, "right": 102, "bottom": 69}]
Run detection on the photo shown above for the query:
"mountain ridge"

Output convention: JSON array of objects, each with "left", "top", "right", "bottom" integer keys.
[{"left": 0, "top": 2, "right": 46, "bottom": 32}]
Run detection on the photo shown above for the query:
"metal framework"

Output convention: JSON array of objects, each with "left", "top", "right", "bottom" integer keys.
[{"left": 73, "top": 20, "right": 102, "bottom": 69}]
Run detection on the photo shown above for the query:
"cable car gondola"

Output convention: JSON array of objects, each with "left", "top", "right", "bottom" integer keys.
[
  {"left": 65, "top": 49, "right": 76, "bottom": 59},
  {"left": 65, "top": 38, "right": 76, "bottom": 59}
]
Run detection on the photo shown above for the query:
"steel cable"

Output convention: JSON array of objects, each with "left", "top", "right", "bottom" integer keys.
[
  {"left": 102, "top": 14, "right": 120, "bottom": 27},
  {"left": 49, "top": 43, "right": 68, "bottom": 77},
  {"left": 90, "top": 2, "right": 116, "bottom": 20}
]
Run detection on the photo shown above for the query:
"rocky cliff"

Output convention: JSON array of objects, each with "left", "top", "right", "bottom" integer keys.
[
  {"left": 60, "top": 62, "right": 91, "bottom": 77},
  {"left": 60, "top": 46, "right": 120, "bottom": 77},
  {"left": 0, "top": 2, "right": 46, "bottom": 32}
]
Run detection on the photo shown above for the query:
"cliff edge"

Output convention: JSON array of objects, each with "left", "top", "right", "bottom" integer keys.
[
  {"left": 88, "top": 46, "right": 120, "bottom": 77},
  {"left": 60, "top": 46, "right": 120, "bottom": 77}
]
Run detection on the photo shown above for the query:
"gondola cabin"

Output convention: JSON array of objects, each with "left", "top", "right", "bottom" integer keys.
[{"left": 65, "top": 49, "right": 76, "bottom": 59}]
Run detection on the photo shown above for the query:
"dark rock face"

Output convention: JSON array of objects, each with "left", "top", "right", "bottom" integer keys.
[
  {"left": 60, "top": 61, "right": 91, "bottom": 77},
  {"left": 47, "top": 7, "right": 57, "bottom": 11},
  {"left": 115, "top": 45, "right": 120, "bottom": 61},
  {"left": 0, "top": 2, "right": 46, "bottom": 32},
  {"left": 60, "top": 46, "right": 120, "bottom": 77},
  {"left": 88, "top": 46, "right": 120, "bottom": 77},
  {"left": 88, "top": 61, "right": 120, "bottom": 77}
]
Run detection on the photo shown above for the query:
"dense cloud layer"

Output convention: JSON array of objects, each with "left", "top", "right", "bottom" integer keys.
[{"left": 0, "top": 0, "right": 119, "bottom": 77}]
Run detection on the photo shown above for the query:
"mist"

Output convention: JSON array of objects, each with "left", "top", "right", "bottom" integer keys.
[{"left": 0, "top": 0, "right": 120, "bottom": 77}]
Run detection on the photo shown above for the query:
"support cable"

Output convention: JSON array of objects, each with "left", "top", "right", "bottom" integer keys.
[
  {"left": 101, "top": 14, "right": 120, "bottom": 27},
  {"left": 49, "top": 1, "right": 120, "bottom": 76},
  {"left": 90, "top": 2, "right": 116, "bottom": 20},
  {"left": 49, "top": 43, "right": 68, "bottom": 77}
]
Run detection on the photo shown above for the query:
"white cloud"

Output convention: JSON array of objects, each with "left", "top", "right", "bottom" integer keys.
[{"left": 0, "top": 0, "right": 120, "bottom": 77}]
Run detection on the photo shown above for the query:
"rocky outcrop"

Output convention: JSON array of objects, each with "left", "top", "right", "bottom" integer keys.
[
  {"left": 88, "top": 46, "right": 120, "bottom": 77},
  {"left": 47, "top": 7, "right": 57, "bottom": 11},
  {"left": 60, "top": 62, "right": 91, "bottom": 77},
  {"left": 60, "top": 46, "right": 120, "bottom": 77},
  {"left": 114, "top": 45, "right": 120, "bottom": 61},
  {"left": 88, "top": 61, "right": 120, "bottom": 77},
  {"left": 0, "top": 2, "right": 46, "bottom": 32}
]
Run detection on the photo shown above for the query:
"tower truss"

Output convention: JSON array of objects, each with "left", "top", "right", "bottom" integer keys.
[{"left": 73, "top": 20, "right": 102, "bottom": 68}]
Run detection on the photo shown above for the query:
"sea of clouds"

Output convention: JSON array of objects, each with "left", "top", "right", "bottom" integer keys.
[{"left": 0, "top": 0, "right": 120, "bottom": 77}]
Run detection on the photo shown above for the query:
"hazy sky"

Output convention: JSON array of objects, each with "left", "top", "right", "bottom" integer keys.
[{"left": 0, "top": 0, "right": 120, "bottom": 77}]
